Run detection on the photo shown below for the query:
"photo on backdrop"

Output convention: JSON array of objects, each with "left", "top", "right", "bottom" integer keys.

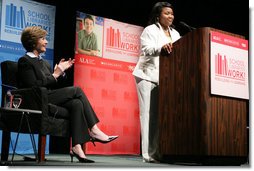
[{"left": 76, "top": 12, "right": 103, "bottom": 57}]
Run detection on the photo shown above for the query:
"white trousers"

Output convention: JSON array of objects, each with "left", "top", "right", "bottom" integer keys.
[{"left": 135, "top": 77, "right": 160, "bottom": 162}]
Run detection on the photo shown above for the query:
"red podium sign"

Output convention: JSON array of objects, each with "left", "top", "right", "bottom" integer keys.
[{"left": 210, "top": 31, "right": 249, "bottom": 99}]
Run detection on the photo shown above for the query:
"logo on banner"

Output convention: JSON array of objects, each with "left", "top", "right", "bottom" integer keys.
[
  {"left": 106, "top": 27, "right": 140, "bottom": 53},
  {"left": 215, "top": 53, "right": 246, "bottom": 83},
  {"left": 5, "top": 3, "right": 26, "bottom": 30},
  {"left": 4, "top": 3, "right": 53, "bottom": 40}
]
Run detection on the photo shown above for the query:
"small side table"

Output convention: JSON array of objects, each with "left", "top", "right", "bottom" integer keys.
[{"left": 0, "top": 107, "right": 42, "bottom": 162}]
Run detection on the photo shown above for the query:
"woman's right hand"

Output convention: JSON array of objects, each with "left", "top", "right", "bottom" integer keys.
[{"left": 52, "top": 64, "right": 63, "bottom": 79}]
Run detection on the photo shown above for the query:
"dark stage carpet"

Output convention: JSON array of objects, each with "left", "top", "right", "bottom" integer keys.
[
  {"left": 0, "top": 154, "right": 249, "bottom": 167},
  {"left": 0, "top": 154, "right": 174, "bottom": 167}
]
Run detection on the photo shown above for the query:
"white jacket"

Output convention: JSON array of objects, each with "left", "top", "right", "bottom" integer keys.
[{"left": 132, "top": 23, "right": 181, "bottom": 83}]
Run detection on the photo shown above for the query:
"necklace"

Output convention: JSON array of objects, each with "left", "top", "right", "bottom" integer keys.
[
  {"left": 163, "top": 29, "right": 170, "bottom": 36},
  {"left": 163, "top": 29, "right": 172, "bottom": 42}
]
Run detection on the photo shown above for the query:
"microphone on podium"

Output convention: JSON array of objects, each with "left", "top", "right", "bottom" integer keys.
[{"left": 179, "top": 21, "right": 196, "bottom": 31}]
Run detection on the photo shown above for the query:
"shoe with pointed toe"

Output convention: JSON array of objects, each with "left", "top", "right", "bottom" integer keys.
[
  {"left": 90, "top": 135, "right": 118, "bottom": 146},
  {"left": 70, "top": 150, "right": 94, "bottom": 163}
]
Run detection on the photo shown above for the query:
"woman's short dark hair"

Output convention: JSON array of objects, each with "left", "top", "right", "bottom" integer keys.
[
  {"left": 148, "top": 2, "right": 174, "bottom": 26},
  {"left": 21, "top": 26, "right": 47, "bottom": 52}
]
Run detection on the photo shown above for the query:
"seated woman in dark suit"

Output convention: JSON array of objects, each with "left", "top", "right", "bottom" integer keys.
[{"left": 18, "top": 26, "right": 118, "bottom": 163}]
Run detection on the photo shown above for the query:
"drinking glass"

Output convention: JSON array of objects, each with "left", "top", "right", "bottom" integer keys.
[
  {"left": 4, "top": 91, "right": 13, "bottom": 108},
  {"left": 12, "top": 97, "right": 22, "bottom": 109}
]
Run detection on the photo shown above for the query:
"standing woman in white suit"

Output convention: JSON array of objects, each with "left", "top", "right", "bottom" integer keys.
[{"left": 132, "top": 2, "right": 181, "bottom": 163}]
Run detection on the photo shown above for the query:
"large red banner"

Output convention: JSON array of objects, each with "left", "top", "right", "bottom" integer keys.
[{"left": 74, "top": 12, "right": 143, "bottom": 154}]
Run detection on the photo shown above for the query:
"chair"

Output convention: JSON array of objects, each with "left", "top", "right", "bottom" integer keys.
[{"left": 0, "top": 60, "right": 70, "bottom": 162}]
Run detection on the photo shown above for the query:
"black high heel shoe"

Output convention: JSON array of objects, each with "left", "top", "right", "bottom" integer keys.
[
  {"left": 70, "top": 150, "right": 94, "bottom": 163},
  {"left": 90, "top": 135, "right": 118, "bottom": 146}
]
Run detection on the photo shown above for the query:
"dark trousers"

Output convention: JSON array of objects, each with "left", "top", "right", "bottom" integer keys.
[{"left": 48, "top": 86, "right": 99, "bottom": 146}]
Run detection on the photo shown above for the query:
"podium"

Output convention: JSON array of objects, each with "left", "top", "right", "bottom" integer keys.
[{"left": 158, "top": 27, "right": 248, "bottom": 165}]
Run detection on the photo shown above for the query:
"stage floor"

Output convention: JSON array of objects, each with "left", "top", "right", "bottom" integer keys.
[
  {"left": 1, "top": 154, "right": 171, "bottom": 167},
  {"left": 0, "top": 154, "right": 249, "bottom": 167}
]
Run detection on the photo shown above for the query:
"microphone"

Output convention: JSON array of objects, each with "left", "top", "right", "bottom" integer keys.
[{"left": 179, "top": 21, "right": 196, "bottom": 31}]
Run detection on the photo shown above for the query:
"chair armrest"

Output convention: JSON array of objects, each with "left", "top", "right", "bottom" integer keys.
[
  {"left": 1, "top": 83, "right": 17, "bottom": 90},
  {"left": 11, "top": 87, "right": 48, "bottom": 113},
  {"left": 10, "top": 87, "right": 69, "bottom": 136},
  {"left": 1, "top": 87, "right": 49, "bottom": 134}
]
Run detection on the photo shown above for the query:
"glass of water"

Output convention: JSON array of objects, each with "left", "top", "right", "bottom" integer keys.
[{"left": 12, "top": 97, "right": 22, "bottom": 109}]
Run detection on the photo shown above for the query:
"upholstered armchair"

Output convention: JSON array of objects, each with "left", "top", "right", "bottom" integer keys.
[{"left": 0, "top": 60, "right": 70, "bottom": 162}]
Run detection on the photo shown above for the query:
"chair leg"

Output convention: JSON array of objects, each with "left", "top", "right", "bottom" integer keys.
[
  {"left": 1, "top": 131, "right": 10, "bottom": 161},
  {"left": 38, "top": 134, "right": 46, "bottom": 162}
]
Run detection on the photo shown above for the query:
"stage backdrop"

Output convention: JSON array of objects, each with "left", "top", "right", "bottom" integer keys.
[
  {"left": 74, "top": 11, "right": 144, "bottom": 154},
  {"left": 0, "top": 0, "right": 56, "bottom": 154}
]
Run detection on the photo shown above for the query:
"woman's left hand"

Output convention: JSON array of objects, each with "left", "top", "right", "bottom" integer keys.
[
  {"left": 161, "top": 42, "right": 173, "bottom": 54},
  {"left": 58, "top": 58, "right": 75, "bottom": 71}
]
